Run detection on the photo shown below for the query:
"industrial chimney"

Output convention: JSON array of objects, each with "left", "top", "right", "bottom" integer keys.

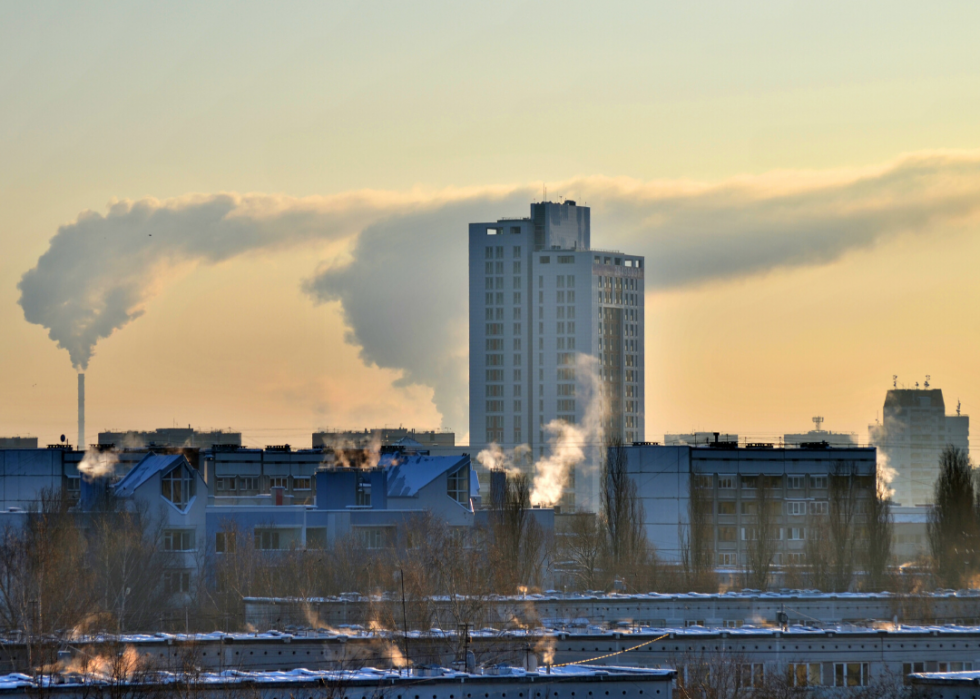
[{"left": 77, "top": 373, "right": 85, "bottom": 449}]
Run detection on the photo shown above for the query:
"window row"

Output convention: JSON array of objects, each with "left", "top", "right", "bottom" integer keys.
[
  {"left": 714, "top": 475, "right": 832, "bottom": 490},
  {"left": 484, "top": 292, "right": 522, "bottom": 305},
  {"left": 214, "top": 476, "right": 311, "bottom": 492}
]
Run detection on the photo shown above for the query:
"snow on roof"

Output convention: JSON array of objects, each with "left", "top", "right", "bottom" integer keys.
[
  {"left": 384, "top": 454, "right": 469, "bottom": 498},
  {"left": 911, "top": 670, "right": 980, "bottom": 685},
  {"left": 112, "top": 453, "right": 188, "bottom": 498},
  {"left": 0, "top": 666, "right": 675, "bottom": 689}
]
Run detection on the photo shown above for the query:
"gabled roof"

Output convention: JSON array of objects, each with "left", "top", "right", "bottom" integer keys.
[
  {"left": 384, "top": 454, "right": 470, "bottom": 498},
  {"left": 113, "top": 453, "right": 188, "bottom": 498}
]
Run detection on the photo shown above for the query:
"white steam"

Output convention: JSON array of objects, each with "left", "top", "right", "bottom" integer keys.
[
  {"left": 77, "top": 449, "right": 120, "bottom": 481},
  {"left": 530, "top": 355, "right": 605, "bottom": 507}
]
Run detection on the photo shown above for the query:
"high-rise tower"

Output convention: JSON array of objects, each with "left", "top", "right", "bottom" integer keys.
[{"left": 469, "top": 201, "right": 645, "bottom": 511}]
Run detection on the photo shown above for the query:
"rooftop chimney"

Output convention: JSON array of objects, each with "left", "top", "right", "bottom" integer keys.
[{"left": 77, "top": 373, "right": 85, "bottom": 449}]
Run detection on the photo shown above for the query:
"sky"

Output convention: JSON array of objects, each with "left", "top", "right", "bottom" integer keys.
[{"left": 3, "top": 1, "right": 980, "bottom": 452}]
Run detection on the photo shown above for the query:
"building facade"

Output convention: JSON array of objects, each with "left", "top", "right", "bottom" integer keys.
[
  {"left": 99, "top": 426, "right": 242, "bottom": 449},
  {"left": 469, "top": 201, "right": 645, "bottom": 510},
  {"left": 312, "top": 428, "right": 455, "bottom": 449},
  {"left": 623, "top": 443, "right": 877, "bottom": 566},
  {"left": 869, "top": 386, "right": 970, "bottom": 506}
]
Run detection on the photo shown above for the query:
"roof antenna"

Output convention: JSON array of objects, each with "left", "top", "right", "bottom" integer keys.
[
  {"left": 892, "top": 375, "right": 898, "bottom": 388},
  {"left": 958, "top": 400, "right": 962, "bottom": 417},
  {"left": 542, "top": 183, "right": 547, "bottom": 202},
  {"left": 925, "top": 375, "right": 931, "bottom": 388}
]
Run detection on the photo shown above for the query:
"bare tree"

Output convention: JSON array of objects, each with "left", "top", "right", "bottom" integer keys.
[
  {"left": 744, "top": 476, "right": 778, "bottom": 591},
  {"left": 864, "top": 478, "right": 894, "bottom": 591},
  {"left": 489, "top": 473, "right": 546, "bottom": 592},
  {"left": 556, "top": 512, "right": 608, "bottom": 591},
  {"left": 928, "top": 445, "right": 979, "bottom": 589},
  {"left": 827, "top": 461, "right": 860, "bottom": 591},
  {"left": 681, "top": 470, "right": 715, "bottom": 592},
  {"left": 602, "top": 436, "right": 648, "bottom": 586}
]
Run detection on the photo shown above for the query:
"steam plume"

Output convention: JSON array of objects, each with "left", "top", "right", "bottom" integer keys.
[
  {"left": 77, "top": 449, "right": 120, "bottom": 481},
  {"left": 529, "top": 355, "right": 604, "bottom": 507},
  {"left": 19, "top": 151, "right": 980, "bottom": 432}
]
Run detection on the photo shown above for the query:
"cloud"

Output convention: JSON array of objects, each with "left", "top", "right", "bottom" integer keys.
[{"left": 19, "top": 150, "right": 980, "bottom": 435}]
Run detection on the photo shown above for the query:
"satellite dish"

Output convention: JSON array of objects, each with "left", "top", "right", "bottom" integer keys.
[{"left": 60, "top": 434, "right": 65, "bottom": 443}]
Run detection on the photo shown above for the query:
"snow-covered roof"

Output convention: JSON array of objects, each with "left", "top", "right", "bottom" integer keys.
[
  {"left": 0, "top": 665, "right": 675, "bottom": 690},
  {"left": 384, "top": 454, "right": 470, "bottom": 498},
  {"left": 910, "top": 670, "right": 980, "bottom": 685},
  {"left": 112, "top": 453, "right": 189, "bottom": 498}
]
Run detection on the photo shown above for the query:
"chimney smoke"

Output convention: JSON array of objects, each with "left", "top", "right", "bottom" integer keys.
[{"left": 77, "top": 373, "right": 85, "bottom": 449}]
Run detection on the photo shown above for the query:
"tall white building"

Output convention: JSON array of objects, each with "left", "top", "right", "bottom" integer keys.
[
  {"left": 469, "top": 201, "right": 645, "bottom": 511},
  {"left": 869, "top": 386, "right": 970, "bottom": 506}
]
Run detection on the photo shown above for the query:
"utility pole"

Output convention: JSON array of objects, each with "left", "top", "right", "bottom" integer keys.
[{"left": 399, "top": 569, "right": 410, "bottom": 669}]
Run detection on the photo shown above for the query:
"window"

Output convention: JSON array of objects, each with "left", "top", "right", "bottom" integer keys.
[
  {"left": 161, "top": 466, "right": 194, "bottom": 508},
  {"left": 557, "top": 384, "right": 575, "bottom": 396},
  {"left": 788, "top": 663, "right": 821, "bottom": 687},
  {"left": 785, "top": 552, "right": 806, "bottom": 565},
  {"left": 486, "top": 338, "right": 504, "bottom": 351},
  {"left": 785, "top": 501, "right": 806, "bottom": 516},
  {"left": 557, "top": 368, "right": 575, "bottom": 381},
  {"left": 717, "top": 502, "right": 736, "bottom": 515},
  {"left": 255, "top": 529, "right": 282, "bottom": 550},
  {"left": 357, "top": 527, "right": 393, "bottom": 549},
  {"left": 486, "top": 400, "right": 504, "bottom": 412},
  {"left": 164, "top": 571, "right": 191, "bottom": 595},
  {"left": 486, "top": 385, "right": 504, "bottom": 397},
  {"left": 788, "top": 475, "right": 805, "bottom": 489},
  {"left": 447, "top": 468, "right": 468, "bottom": 504},
  {"left": 717, "top": 526, "right": 736, "bottom": 542},
  {"left": 557, "top": 399, "right": 576, "bottom": 412},
  {"left": 486, "top": 354, "right": 503, "bottom": 366},
  {"left": 808, "top": 501, "right": 829, "bottom": 515},
  {"left": 355, "top": 473, "right": 371, "bottom": 506},
  {"left": 215, "top": 531, "right": 236, "bottom": 553},
  {"left": 811, "top": 475, "right": 828, "bottom": 489},
  {"left": 66, "top": 477, "right": 81, "bottom": 496},
  {"left": 513, "top": 246, "right": 521, "bottom": 256},
  {"left": 540, "top": 256, "right": 550, "bottom": 263},
  {"left": 717, "top": 552, "right": 737, "bottom": 565},
  {"left": 741, "top": 476, "right": 757, "bottom": 489},
  {"left": 239, "top": 476, "right": 259, "bottom": 492},
  {"left": 718, "top": 476, "right": 735, "bottom": 489},
  {"left": 163, "top": 529, "right": 195, "bottom": 552},
  {"left": 513, "top": 261, "right": 521, "bottom": 273},
  {"left": 486, "top": 227, "right": 499, "bottom": 236},
  {"left": 558, "top": 255, "right": 574, "bottom": 264},
  {"left": 834, "top": 663, "right": 869, "bottom": 687},
  {"left": 737, "top": 664, "right": 764, "bottom": 689},
  {"left": 786, "top": 527, "right": 806, "bottom": 540},
  {"left": 740, "top": 502, "right": 757, "bottom": 515},
  {"left": 293, "top": 477, "right": 311, "bottom": 491}
]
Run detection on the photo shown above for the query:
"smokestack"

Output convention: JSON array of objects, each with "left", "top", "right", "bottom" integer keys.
[{"left": 77, "top": 373, "right": 85, "bottom": 449}]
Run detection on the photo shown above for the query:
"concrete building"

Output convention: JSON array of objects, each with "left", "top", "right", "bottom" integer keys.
[
  {"left": 0, "top": 437, "right": 37, "bottom": 449},
  {"left": 313, "top": 428, "right": 455, "bottom": 449},
  {"left": 869, "top": 385, "right": 970, "bottom": 506},
  {"left": 469, "top": 201, "right": 645, "bottom": 511},
  {"left": 623, "top": 442, "right": 877, "bottom": 565},
  {"left": 784, "top": 416, "right": 857, "bottom": 448},
  {"left": 99, "top": 426, "right": 241, "bottom": 449}
]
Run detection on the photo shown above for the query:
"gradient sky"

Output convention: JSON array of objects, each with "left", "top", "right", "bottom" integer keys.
[{"left": 3, "top": 1, "right": 980, "bottom": 452}]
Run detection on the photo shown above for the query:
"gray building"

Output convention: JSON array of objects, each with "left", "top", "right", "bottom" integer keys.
[
  {"left": 469, "top": 201, "right": 645, "bottom": 511},
  {"left": 99, "top": 426, "right": 241, "bottom": 449},
  {"left": 312, "top": 427, "right": 455, "bottom": 449},
  {"left": 0, "top": 437, "right": 38, "bottom": 449},
  {"left": 623, "top": 442, "right": 877, "bottom": 565},
  {"left": 784, "top": 416, "right": 857, "bottom": 448},
  {"left": 869, "top": 386, "right": 970, "bottom": 506}
]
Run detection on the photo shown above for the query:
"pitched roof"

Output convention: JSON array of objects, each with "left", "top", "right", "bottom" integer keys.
[
  {"left": 113, "top": 453, "right": 188, "bottom": 498},
  {"left": 383, "top": 454, "right": 470, "bottom": 498}
]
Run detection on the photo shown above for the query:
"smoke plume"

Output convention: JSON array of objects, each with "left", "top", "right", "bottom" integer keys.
[{"left": 19, "top": 150, "right": 980, "bottom": 432}]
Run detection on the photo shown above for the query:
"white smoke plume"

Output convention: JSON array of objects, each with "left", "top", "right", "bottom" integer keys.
[
  {"left": 77, "top": 449, "right": 120, "bottom": 482},
  {"left": 476, "top": 443, "right": 523, "bottom": 476},
  {"left": 19, "top": 151, "right": 980, "bottom": 432},
  {"left": 529, "top": 355, "right": 605, "bottom": 507}
]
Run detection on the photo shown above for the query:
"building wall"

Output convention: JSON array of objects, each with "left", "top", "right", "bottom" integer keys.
[
  {"left": 469, "top": 201, "right": 644, "bottom": 512},
  {"left": 0, "top": 437, "right": 38, "bottom": 449},
  {"left": 624, "top": 444, "right": 877, "bottom": 564},
  {"left": 312, "top": 428, "right": 455, "bottom": 448},
  {"left": 871, "top": 388, "right": 970, "bottom": 507}
]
